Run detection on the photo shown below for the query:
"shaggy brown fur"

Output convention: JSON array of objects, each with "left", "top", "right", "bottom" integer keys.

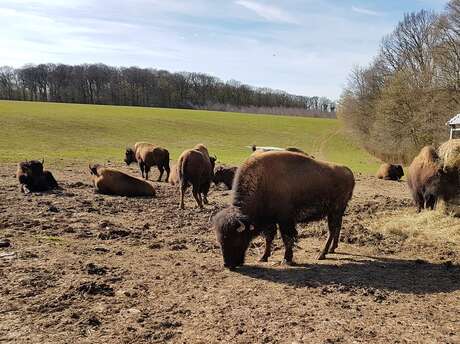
[
  {"left": 177, "top": 144, "right": 216, "bottom": 209},
  {"left": 89, "top": 164, "right": 155, "bottom": 197},
  {"left": 376, "top": 163, "right": 404, "bottom": 181},
  {"left": 125, "top": 142, "right": 170, "bottom": 182},
  {"left": 16, "top": 160, "right": 58, "bottom": 193},
  {"left": 407, "top": 146, "right": 441, "bottom": 211},
  {"left": 213, "top": 165, "right": 237, "bottom": 190},
  {"left": 168, "top": 163, "right": 180, "bottom": 186},
  {"left": 213, "top": 151, "right": 355, "bottom": 268}
]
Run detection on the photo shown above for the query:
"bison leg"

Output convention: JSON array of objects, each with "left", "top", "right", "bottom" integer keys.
[
  {"left": 259, "top": 224, "right": 276, "bottom": 262},
  {"left": 201, "top": 181, "right": 210, "bottom": 205},
  {"left": 157, "top": 166, "right": 164, "bottom": 182},
  {"left": 164, "top": 164, "right": 170, "bottom": 183},
  {"left": 145, "top": 166, "right": 151, "bottom": 180},
  {"left": 180, "top": 183, "right": 187, "bottom": 209},
  {"left": 319, "top": 214, "right": 341, "bottom": 260},
  {"left": 329, "top": 212, "right": 344, "bottom": 254},
  {"left": 192, "top": 184, "right": 203, "bottom": 209},
  {"left": 279, "top": 221, "right": 296, "bottom": 265},
  {"left": 139, "top": 162, "right": 145, "bottom": 179}
]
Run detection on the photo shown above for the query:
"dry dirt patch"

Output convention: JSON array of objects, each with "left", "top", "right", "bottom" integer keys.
[{"left": 0, "top": 163, "right": 459, "bottom": 343}]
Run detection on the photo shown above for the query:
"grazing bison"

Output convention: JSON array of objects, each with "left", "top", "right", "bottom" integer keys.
[
  {"left": 213, "top": 165, "right": 237, "bottom": 190},
  {"left": 89, "top": 164, "right": 155, "bottom": 197},
  {"left": 407, "top": 146, "right": 442, "bottom": 211},
  {"left": 376, "top": 163, "right": 404, "bottom": 181},
  {"left": 177, "top": 144, "right": 216, "bottom": 209},
  {"left": 213, "top": 151, "right": 355, "bottom": 269},
  {"left": 16, "top": 160, "right": 58, "bottom": 193},
  {"left": 124, "top": 142, "right": 170, "bottom": 182}
]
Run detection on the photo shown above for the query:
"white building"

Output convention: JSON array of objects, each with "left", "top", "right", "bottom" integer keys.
[{"left": 447, "top": 114, "right": 460, "bottom": 139}]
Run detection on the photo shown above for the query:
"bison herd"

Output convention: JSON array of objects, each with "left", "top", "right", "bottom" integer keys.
[{"left": 14, "top": 141, "right": 459, "bottom": 269}]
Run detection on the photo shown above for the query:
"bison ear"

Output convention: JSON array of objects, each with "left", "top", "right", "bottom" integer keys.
[{"left": 236, "top": 220, "right": 245, "bottom": 233}]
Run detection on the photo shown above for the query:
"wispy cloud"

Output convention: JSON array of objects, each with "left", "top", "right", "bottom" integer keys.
[
  {"left": 351, "top": 6, "right": 381, "bottom": 16},
  {"left": 235, "top": 0, "right": 298, "bottom": 24}
]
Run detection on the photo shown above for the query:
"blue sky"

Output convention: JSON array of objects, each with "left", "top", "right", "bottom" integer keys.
[{"left": 0, "top": 0, "right": 448, "bottom": 99}]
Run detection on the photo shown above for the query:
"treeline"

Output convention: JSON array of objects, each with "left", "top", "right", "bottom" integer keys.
[
  {"left": 338, "top": 0, "right": 460, "bottom": 163},
  {"left": 0, "top": 63, "right": 335, "bottom": 116}
]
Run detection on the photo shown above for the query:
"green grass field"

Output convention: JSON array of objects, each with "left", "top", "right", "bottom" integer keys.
[{"left": 0, "top": 100, "right": 380, "bottom": 174}]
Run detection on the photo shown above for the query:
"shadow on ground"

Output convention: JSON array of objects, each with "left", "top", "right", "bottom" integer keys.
[{"left": 237, "top": 253, "right": 460, "bottom": 294}]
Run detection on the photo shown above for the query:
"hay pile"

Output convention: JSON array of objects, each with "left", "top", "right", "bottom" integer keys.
[{"left": 438, "top": 139, "right": 460, "bottom": 216}]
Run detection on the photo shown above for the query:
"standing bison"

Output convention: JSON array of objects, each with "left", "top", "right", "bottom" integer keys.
[
  {"left": 407, "top": 146, "right": 442, "bottom": 211},
  {"left": 376, "top": 163, "right": 404, "bottom": 181},
  {"left": 16, "top": 159, "right": 58, "bottom": 193},
  {"left": 125, "top": 142, "right": 170, "bottom": 182},
  {"left": 213, "top": 151, "right": 355, "bottom": 269},
  {"left": 89, "top": 164, "right": 155, "bottom": 197},
  {"left": 177, "top": 144, "right": 216, "bottom": 209},
  {"left": 213, "top": 165, "right": 237, "bottom": 190}
]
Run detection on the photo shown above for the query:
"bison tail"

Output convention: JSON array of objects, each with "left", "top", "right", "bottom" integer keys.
[{"left": 178, "top": 156, "right": 187, "bottom": 187}]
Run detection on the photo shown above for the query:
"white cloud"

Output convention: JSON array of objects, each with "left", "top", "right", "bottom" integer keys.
[
  {"left": 351, "top": 6, "right": 381, "bottom": 16},
  {"left": 235, "top": 0, "right": 298, "bottom": 23}
]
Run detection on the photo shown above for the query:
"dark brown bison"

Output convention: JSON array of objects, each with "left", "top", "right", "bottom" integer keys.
[
  {"left": 213, "top": 165, "right": 237, "bottom": 190},
  {"left": 407, "top": 146, "right": 442, "bottom": 211},
  {"left": 124, "top": 142, "right": 170, "bottom": 182},
  {"left": 213, "top": 151, "right": 355, "bottom": 269},
  {"left": 16, "top": 160, "right": 58, "bottom": 193},
  {"left": 89, "top": 164, "right": 155, "bottom": 197},
  {"left": 177, "top": 144, "right": 216, "bottom": 209},
  {"left": 376, "top": 163, "right": 404, "bottom": 181}
]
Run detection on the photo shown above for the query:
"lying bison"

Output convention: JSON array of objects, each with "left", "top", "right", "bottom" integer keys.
[
  {"left": 407, "top": 146, "right": 442, "bottom": 211},
  {"left": 125, "top": 142, "right": 170, "bottom": 182},
  {"left": 177, "top": 144, "right": 216, "bottom": 209},
  {"left": 213, "top": 165, "right": 237, "bottom": 190},
  {"left": 16, "top": 159, "right": 58, "bottom": 193},
  {"left": 376, "top": 163, "right": 404, "bottom": 181},
  {"left": 89, "top": 164, "right": 155, "bottom": 197},
  {"left": 213, "top": 151, "right": 355, "bottom": 269}
]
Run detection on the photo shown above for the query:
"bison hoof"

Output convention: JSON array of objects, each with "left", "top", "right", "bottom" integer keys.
[
  {"left": 281, "top": 259, "right": 294, "bottom": 266},
  {"left": 317, "top": 253, "right": 327, "bottom": 260},
  {"left": 259, "top": 256, "right": 268, "bottom": 262},
  {"left": 328, "top": 247, "right": 336, "bottom": 254}
]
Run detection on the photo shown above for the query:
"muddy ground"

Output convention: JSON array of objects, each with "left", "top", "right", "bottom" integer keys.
[{"left": 1, "top": 162, "right": 459, "bottom": 344}]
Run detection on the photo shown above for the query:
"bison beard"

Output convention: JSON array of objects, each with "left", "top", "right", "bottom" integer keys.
[{"left": 213, "top": 151, "right": 354, "bottom": 269}]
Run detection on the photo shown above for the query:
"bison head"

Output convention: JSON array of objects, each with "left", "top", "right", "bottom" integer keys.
[
  {"left": 213, "top": 166, "right": 224, "bottom": 185},
  {"left": 395, "top": 165, "right": 404, "bottom": 179},
  {"left": 124, "top": 148, "right": 136, "bottom": 165},
  {"left": 25, "top": 160, "right": 44, "bottom": 176},
  {"left": 213, "top": 207, "right": 253, "bottom": 269}
]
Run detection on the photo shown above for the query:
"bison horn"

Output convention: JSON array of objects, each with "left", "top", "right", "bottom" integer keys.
[
  {"left": 236, "top": 220, "right": 245, "bottom": 233},
  {"left": 42, "top": 158, "right": 44, "bottom": 164}
]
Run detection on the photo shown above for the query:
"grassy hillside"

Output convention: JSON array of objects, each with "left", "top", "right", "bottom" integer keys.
[{"left": 0, "top": 100, "right": 380, "bottom": 173}]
